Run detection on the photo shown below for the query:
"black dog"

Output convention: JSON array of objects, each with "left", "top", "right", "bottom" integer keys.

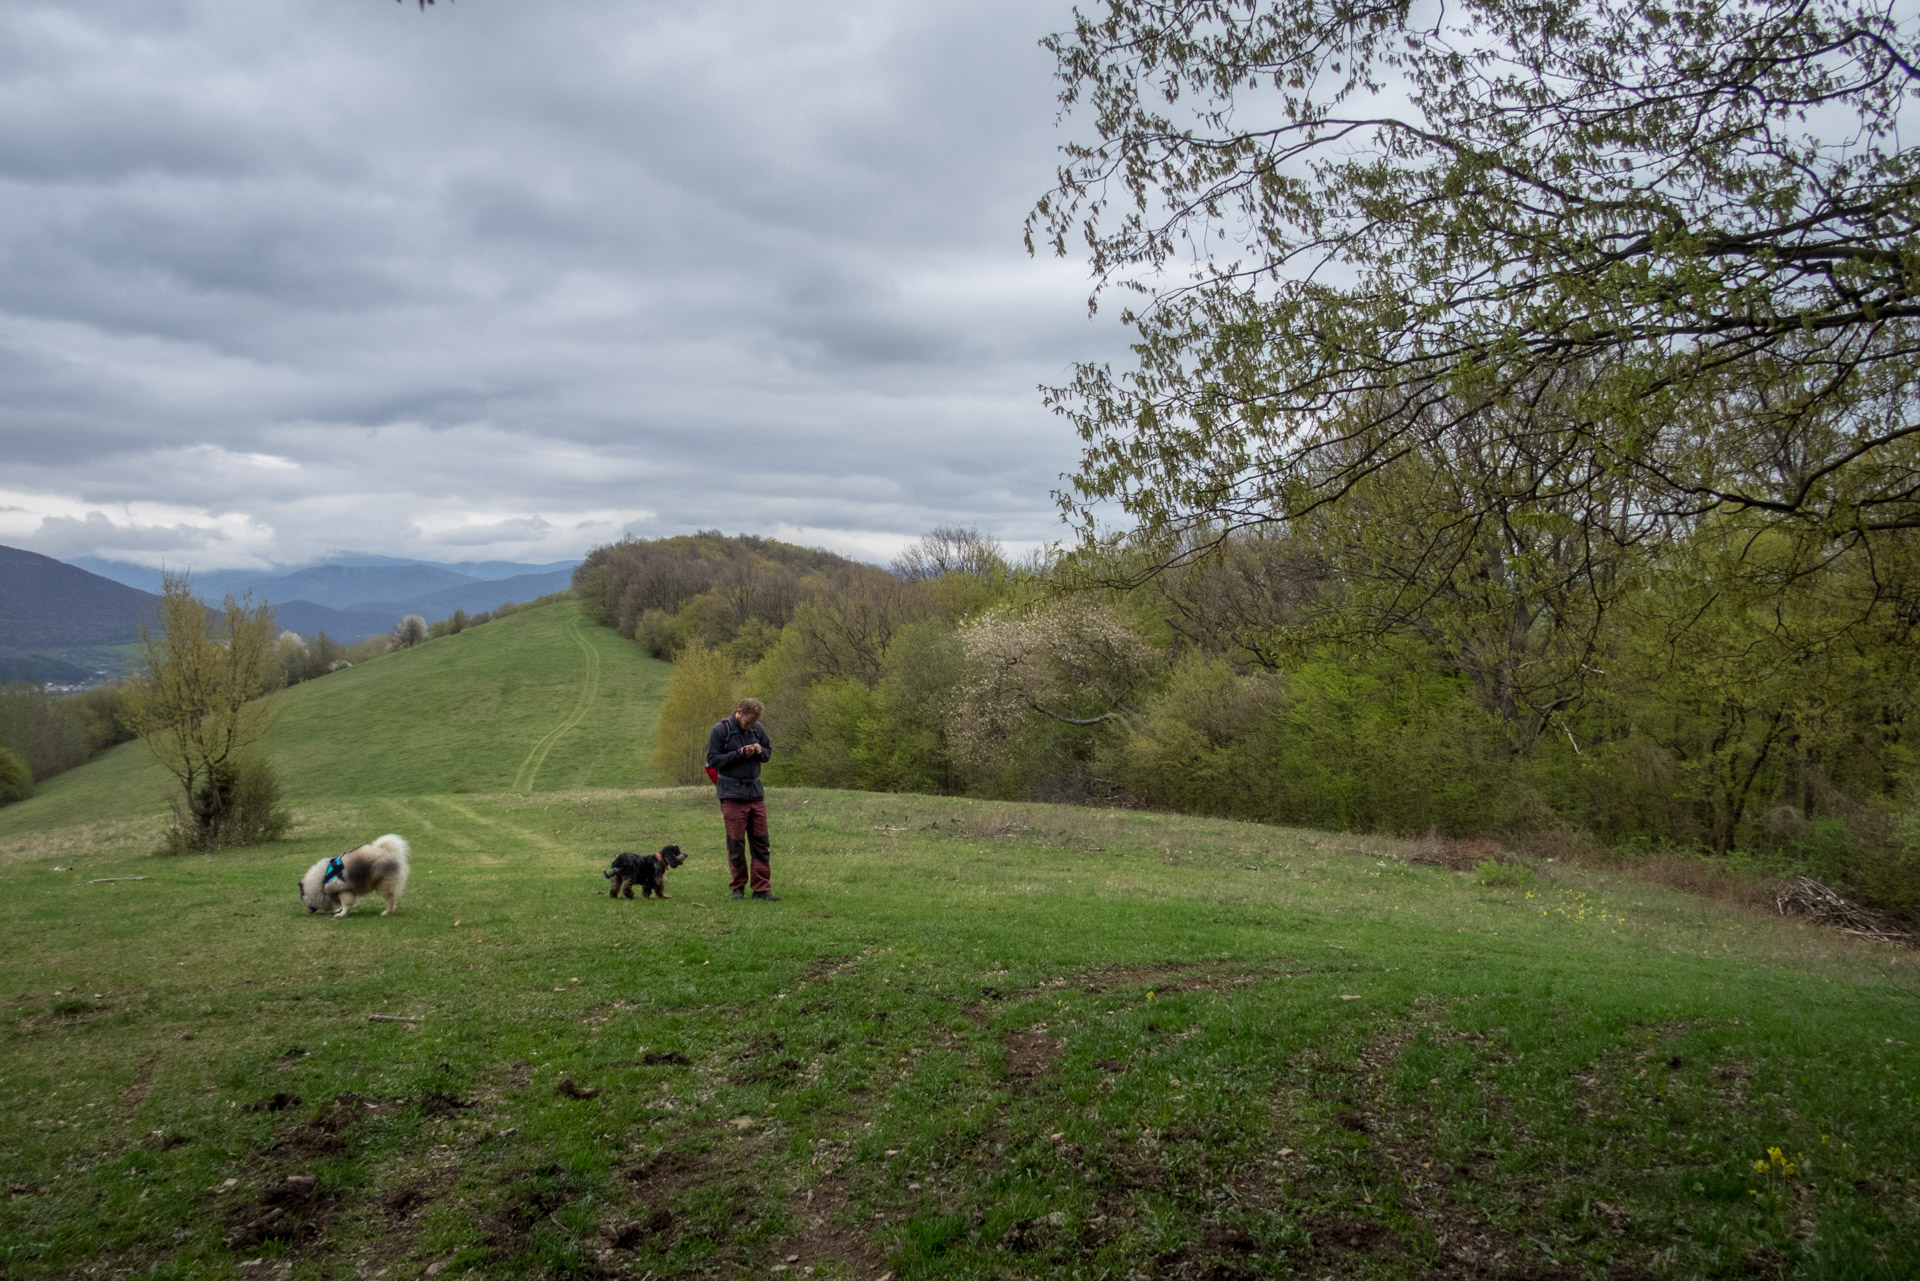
[{"left": 604, "top": 846, "right": 686, "bottom": 899}]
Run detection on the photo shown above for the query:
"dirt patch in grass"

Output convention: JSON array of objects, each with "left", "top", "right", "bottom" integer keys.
[
  {"left": 604, "top": 1125, "right": 801, "bottom": 1271},
  {"left": 122, "top": 1056, "right": 157, "bottom": 1110},
  {"left": 1077, "top": 960, "right": 1290, "bottom": 996},
  {"left": 248, "top": 1091, "right": 303, "bottom": 1113},
  {"left": 619, "top": 1143, "right": 713, "bottom": 1201},
  {"left": 1149, "top": 1222, "right": 1265, "bottom": 1280},
  {"left": 275, "top": 1092, "right": 399, "bottom": 1158},
  {"left": 223, "top": 1172, "right": 332, "bottom": 1251},
  {"left": 1003, "top": 1027, "right": 1064, "bottom": 1087},
  {"left": 772, "top": 1172, "right": 889, "bottom": 1278},
  {"left": 732, "top": 1032, "right": 803, "bottom": 1087},
  {"left": 1404, "top": 833, "right": 1516, "bottom": 872},
  {"left": 608, "top": 1206, "right": 675, "bottom": 1250},
  {"left": 641, "top": 1049, "right": 692, "bottom": 1066},
  {"left": 416, "top": 1088, "right": 474, "bottom": 1117},
  {"left": 802, "top": 954, "right": 858, "bottom": 984}
]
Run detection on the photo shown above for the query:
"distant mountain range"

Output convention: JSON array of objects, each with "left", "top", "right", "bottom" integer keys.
[
  {"left": 0, "top": 546, "right": 580, "bottom": 685},
  {"left": 0, "top": 545, "right": 159, "bottom": 648},
  {"left": 73, "top": 554, "right": 580, "bottom": 602}
]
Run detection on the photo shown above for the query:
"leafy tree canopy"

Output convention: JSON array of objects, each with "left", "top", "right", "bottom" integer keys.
[{"left": 1033, "top": 0, "right": 1920, "bottom": 572}]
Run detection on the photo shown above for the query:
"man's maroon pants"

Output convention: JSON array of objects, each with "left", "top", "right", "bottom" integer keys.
[{"left": 720, "top": 798, "right": 771, "bottom": 893}]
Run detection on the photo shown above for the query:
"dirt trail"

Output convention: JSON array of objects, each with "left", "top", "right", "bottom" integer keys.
[{"left": 512, "top": 615, "right": 602, "bottom": 793}]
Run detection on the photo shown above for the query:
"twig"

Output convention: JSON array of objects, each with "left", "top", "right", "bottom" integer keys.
[
  {"left": 367, "top": 1014, "right": 423, "bottom": 1023},
  {"left": 684, "top": 901, "right": 711, "bottom": 909},
  {"left": 88, "top": 877, "right": 149, "bottom": 884}
]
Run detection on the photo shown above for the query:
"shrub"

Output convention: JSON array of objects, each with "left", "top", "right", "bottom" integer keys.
[
  {"left": 649, "top": 647, "right": 739, "bottom": 785},
  {"left": 1105, "top": 656, "right": 1284, "bottom": 820},
  {"left": 0, "top": 746, "right": 32, "bottom": 805},
  {"left": 218, "top": 754, "right": 292, "bottom": 846},
  {"left": 160, "top": 754, "right": 290, "bottom": 854},
  {"left": 634, "top": 609, "right": 676, "bottom": 658},
  {"left": 790, "top": 678, "right": 875, "bottom": 788},
  {"left": 953, "top": 599, "right": 1162, "bottom": 798},
  {"left": 391, "top": 614, "right": 429, "bottom": 648},
  {"left": 1476, "top": 859, "right": 1535, "bottom": 888},
  {"left": 1263, "top": 652, "right": 1517, "bottom": 835},
  {"left": 854, "top": 622, "right": 969, "bottom": 794}
]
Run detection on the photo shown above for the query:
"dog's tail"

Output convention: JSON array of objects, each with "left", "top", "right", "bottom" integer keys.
[
  {"left": 372, "top": 833, "right": 410, "bottom": 897},
  {"left": 603, "top": 867, "right": 618, "bottom": 878}
]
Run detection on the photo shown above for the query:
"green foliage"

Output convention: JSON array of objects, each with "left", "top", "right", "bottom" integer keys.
[
  {"left": 0, "top": 681, "right": 122, "bottom": 782},
  {"left": 649, "top": 646, "right": 739, "bottom": 786},
  {"left": 126, "top": 578, "right": 285, "bottom": 850},
  {"left": 1105, "top": 655, "right": 1283, "bottom": 820},
  {"left": 574, "top": 531, "right": 877, "bottom": 638},
  {"left": 1261, "top": 655, "right": 1517, "bottom": 836},
  {"left": 0, "top": 745, "right": 31, "bottom": 805},
  {"left": 854, "top": 621, "right": 969, "bottom": 794},
  {"left": 1037, "top": 0, "right": 1920, "bottom": 556},
  {"left": 784, "top": 676, "right": 874, "bottom": 789},
  {"left": 161, "top": 753, "right": 290, "bottom": 855},
  {"left": 1009, "top": 0, "right": 1920, "bottom": 903},
  {"left": 577, "top": 512, "right": 1918, "bottom": 907},
  {"left": 1476, "top": 859, "right": 1534, "bottom": 889}
]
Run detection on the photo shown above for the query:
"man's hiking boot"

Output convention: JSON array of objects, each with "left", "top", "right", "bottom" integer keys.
[
  {"left": 730, "top": 888, "right": 745, "bottom": 900},
  {"left": 752, "top": 891, "right": 781, "bottom": 901}
]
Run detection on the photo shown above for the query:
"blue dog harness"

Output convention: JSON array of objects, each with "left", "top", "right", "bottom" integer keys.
[{"left": 323, "top": 855, "right": 347, "bottom": 885}]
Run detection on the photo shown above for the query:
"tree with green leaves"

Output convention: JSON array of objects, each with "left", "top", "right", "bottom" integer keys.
[
  {"left": 1033, "top": 0, "right": 1920, "bottom": 571},
  {"left": 0, "top": 745, "right": 30, "bottom": 805},
  {"left": 650, "top": 646, "right": 740, "bottom": 786},
  {"left": 126, "top": 575, "right": 286, "bottom": 851}
]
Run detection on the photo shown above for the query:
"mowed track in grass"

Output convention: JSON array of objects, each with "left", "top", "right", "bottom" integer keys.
[
  {"left": 0, "top": 601, "right": 669, "bottom": 841},
  {"left": 0, "top": 603, "right": 1916, "bottom": 1281}
]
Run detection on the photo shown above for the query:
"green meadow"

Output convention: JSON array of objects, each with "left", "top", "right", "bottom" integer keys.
[{"left": 1, "top": 602, "right": 1915, "bottom": 1280}]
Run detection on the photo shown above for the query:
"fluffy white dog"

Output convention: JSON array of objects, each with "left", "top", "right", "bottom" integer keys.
[{"left": 299, "top": 834, "right": 410, "bottom": 918}]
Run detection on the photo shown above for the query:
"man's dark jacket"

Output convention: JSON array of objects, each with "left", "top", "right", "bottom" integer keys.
[{"left": 706, "top": 715, "right": 773, "bottom": 801}]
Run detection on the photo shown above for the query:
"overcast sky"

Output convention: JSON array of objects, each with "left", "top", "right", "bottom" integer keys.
[{"left": 0, "top": 0, "right": 1112, "bottom": 570}]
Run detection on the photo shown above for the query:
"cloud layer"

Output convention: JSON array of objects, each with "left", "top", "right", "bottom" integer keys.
[{"left": 0, "top": 0, "right": 1109, "bottom": 568}]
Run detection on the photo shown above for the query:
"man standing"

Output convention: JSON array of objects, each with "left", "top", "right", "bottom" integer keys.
[{"left": 706, "top": 697, "right": 778, "bottom": 901}]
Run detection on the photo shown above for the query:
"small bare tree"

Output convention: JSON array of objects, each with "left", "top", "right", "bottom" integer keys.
[
  {"left": 126, "top": 575, "right": 286, "bottom": 850},
  {"left": 892, "top": 525, "right": 1007, "bottom": 582}
]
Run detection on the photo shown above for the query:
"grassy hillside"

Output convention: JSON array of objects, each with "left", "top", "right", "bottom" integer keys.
[
  {"left": 0, "top": 606, "right": 1915, "bottom": 1280},
  {"left": 0, "top": 601, "right": 671, "bottom": 839}
]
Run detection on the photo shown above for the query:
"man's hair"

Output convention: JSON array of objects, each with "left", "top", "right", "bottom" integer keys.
[{"left": 736, "top": 697, "right": 765, "bottom": 718}]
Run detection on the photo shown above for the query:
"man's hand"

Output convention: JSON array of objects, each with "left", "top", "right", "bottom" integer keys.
[{"left": 743, "top": 744, "right": 763, "bottom": 757}]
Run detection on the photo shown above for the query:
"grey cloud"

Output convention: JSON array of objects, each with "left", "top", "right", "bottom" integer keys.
[
  {"left": 34, "top": 510, "right": 228, "bottom": 557},
  {"left": 430, "top": 516, "right": 559, "bottom": 546},
  {"left": 0, "top": 0, "right": 1117, "bottom": 567}
]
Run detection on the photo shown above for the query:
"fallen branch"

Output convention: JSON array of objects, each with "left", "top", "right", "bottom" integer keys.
[
  {"left": 367, "top": 1014, "right": 423, "bottom": 1023},
  {"left": 88, "top": 877, "right": 149, "bottom": 884},
  {"left": 1777, "top": 876, "right": 1914, "bottom": 946}
]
